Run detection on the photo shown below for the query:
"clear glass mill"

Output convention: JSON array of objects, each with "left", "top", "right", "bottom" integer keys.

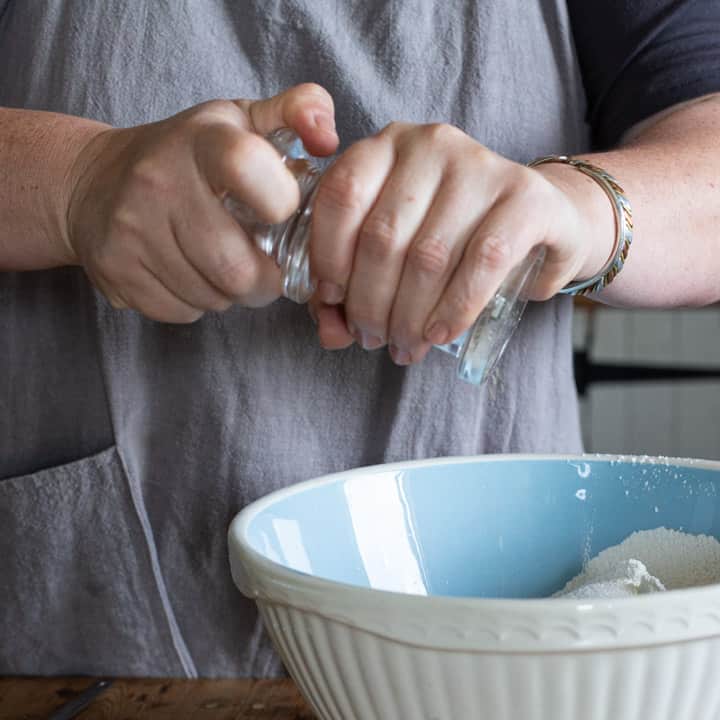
[{"left": 224, "top": 128, "right": 545, "bottom": 385}]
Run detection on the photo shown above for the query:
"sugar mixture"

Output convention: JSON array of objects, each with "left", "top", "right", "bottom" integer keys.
[{"left": 554, "top": 527, "right": 720, "bottom": 599}]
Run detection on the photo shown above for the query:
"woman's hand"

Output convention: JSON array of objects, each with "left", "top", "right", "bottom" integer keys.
[
  {"left": 66, "top": 84, "right": 338, "bottom": 322},
  {"left": 308, "top": 122, "right": 613, "bottom": 363}
]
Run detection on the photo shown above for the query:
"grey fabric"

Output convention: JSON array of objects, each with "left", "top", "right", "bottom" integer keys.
[
  {"left": 0, "top": 1, "right": 588, "bottom": 677},
  {"left": 0, "top": 447, "right": 185, "bottom": 675}
]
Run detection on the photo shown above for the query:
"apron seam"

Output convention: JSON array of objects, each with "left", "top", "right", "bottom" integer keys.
[
  {"left": 88, "top": 286, "right": 198, "bottom": 677},
  {"left": 115, "top": 446, "right": 199, "bottom": 679}
]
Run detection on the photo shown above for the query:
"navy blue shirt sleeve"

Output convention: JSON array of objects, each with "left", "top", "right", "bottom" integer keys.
[{"left": 567, "top": 0, "right": 720, "bottom": 148}]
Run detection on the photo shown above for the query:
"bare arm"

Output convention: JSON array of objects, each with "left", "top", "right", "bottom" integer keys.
[
  {"left": 0, "top": 109, "right": 106, "bottom": 269},
  {"left": 539, "top": 93, "right": 720, "bottom": 309}
]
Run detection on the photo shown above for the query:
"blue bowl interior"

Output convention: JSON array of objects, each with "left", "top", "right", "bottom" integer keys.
[{"left": 245, "top": 458, "right": 720, "bottom": 599}]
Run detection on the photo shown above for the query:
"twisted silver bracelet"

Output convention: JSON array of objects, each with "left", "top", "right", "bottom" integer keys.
[{"left": 528, "top": 155, "right": 633, "bottom": 297}]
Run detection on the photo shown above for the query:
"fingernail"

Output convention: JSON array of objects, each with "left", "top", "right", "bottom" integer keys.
[
  {"left": 389, "top": 344, "right": 411, "bottom": 365},
  {"left": 318, "top": 281, "right": 344, "bottom": 305},
  {"left": 361, "top": 333, "right": 384, "bottom": 351},
  {"left": 425, "top": 321, "right": 449, "bottom": 345},
  {"left": 313, "top": 111, "right": 336, "bottom": 134}
]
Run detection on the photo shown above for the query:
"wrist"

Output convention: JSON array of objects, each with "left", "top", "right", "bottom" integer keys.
[
  {"left": 535, "top": 160, "right": 616, "bottom": 281},
  {"left": 61, "top": 121, "right": 116, "bottom": 265}
]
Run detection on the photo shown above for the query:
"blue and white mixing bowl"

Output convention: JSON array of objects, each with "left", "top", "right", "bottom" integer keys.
[{"left": 228, "top": 455, "right": 720, "bottom": 720}]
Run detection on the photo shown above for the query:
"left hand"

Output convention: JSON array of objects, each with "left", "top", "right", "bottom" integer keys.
[{"left": 308, "top": 122, "right": 613, "bottom": 363}]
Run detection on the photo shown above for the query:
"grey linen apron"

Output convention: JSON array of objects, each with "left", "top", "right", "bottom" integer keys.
[{"left": 0, "top": 0, "right": 588, "bottom": 677}]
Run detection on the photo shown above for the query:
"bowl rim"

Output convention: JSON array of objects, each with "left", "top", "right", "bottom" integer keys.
[{"left": 228, "top": 453, "right": 720, "bottom": 651}]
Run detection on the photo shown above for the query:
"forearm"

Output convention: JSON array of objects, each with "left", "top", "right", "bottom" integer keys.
[
  {"left": 0, "top": 108, "right": 109, "bottom": 270},
  {"left": 542, "top": 94, "right": 720, "bottom": 308}
]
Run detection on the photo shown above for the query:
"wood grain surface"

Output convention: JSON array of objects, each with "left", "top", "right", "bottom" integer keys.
[{"left": 0, "top": 678, "right": 316, "bottom": 720}]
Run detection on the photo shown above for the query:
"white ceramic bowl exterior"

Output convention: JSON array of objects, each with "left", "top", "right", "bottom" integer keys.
[{"left": 260, "top": 602, "right": 720, "bottom": 720}]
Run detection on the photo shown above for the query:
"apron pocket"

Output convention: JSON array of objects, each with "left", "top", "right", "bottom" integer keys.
[{"left": 0, "top": 446, "right": 185, "bottom": 676}]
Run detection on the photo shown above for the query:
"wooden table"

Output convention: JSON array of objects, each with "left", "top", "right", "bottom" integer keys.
[{"left": 0, "top": 678, "right": 316, "bottom": 720}]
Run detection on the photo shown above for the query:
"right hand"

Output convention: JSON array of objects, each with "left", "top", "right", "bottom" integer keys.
[{"left": 65, "top": 84, "right": 338, "bottom": 322}]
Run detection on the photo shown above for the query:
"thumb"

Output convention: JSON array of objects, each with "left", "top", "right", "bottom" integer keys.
[{"left": 237, "top": 83, "right": 339, "bottom": 157}]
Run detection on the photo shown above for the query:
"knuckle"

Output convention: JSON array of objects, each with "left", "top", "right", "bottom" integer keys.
[
  {"left": 191, "top": 99, "right": 240, "bottom": 124},
  {"left": 282, "top": 84, "right": 335, "bottom": 131},
  {"left": 444, "top": 291, "right": 476, "bottom": 321},
  {"left": 511, "top": 165, "right": 542, "bottom": 201},
  {"left": 407, "top": 235, "right": 451, "bottom": 276},
  {"left": 424, "top": 122, "right": 463, "bottom": 145},
  {"left": 316, "top": 166, "right": 364, "bottom": 212},
  {"left": 129, "top": 158, "right": 171, "bottom": 195},
  {"left": 447, "top": 144, "right": 494, "bottom": 177},
  {"left": 226, "top": 131, "right": 267, "bottom": 169},
  {"left": 310, "top": 244, "right": 346, "bottom": 281},
  {"left": 358, "top": 212, "right": 401, "bottom": 262},
  {"left": 108, "top": 205, "right": 142, "bottom": 237},
  {"left": 380, "top": 120, "right": 405, "bottom": 137},
  {"left": 466, "top": 143, "right": 495, "bottom": 171},
  {"left": 292, "top": 82, "right": 333, "bottom": 105},
  {"left": 472, "top": 233, "right": 512, "bottom": 273}
]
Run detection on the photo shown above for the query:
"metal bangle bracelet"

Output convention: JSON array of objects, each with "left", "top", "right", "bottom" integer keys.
[{"left": 528, "top": 155, "right": 633, "bottom": 297}]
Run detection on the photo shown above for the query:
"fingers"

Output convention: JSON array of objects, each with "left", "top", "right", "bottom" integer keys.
[
  {"left": 314, "top": 302, "right": 356, "bottom": 350},
  {"left": 95, "top": 218, "right": 281, "bottom": 318},
  {"left": 148, "top": 218, "right": 235, "bottom": 312},
  {"left": 94, "top": 262, "right": 204, "bottom": 324},
  {"left": 71, "top": 95, "right": 324, "bottom": 324},
  {"left": 238, "top": 83, "right": 339, "bottom": 157},
  {"left": 309, "top": 134, "right": 397, "bottom": 310},
  {"left": 196, "top": 123, "right": 301, "bottom": 224},
  {"left": 172, "top": 181, "right": 283, "bottom": 307},
  {"left": 343, "top": 132, "right": 445, "bottom": 350},
  {"left": 88, "top": 178, "right": 282, "bottom": 318},
  {"left": 422, "top": 194, "right": 541, "bottom": 347},
  {"left": 300, "top": 123, "right": 585, "bottom": 365},
  {"left": 386, "top": 174, "right": 486, "bottom": 364}
]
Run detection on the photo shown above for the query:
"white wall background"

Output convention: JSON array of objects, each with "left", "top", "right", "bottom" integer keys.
[{"left": 573, "top": 307, "right": 720, "bottom": 460}]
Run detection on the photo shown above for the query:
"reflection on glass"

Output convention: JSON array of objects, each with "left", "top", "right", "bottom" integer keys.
[{"left": 344, "top": 473, "right": 429, "bottom": 595}]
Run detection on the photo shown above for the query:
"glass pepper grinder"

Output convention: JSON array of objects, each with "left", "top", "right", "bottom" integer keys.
[{"left": 224, "top": 128, "right": 545, "bottom": 385}]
